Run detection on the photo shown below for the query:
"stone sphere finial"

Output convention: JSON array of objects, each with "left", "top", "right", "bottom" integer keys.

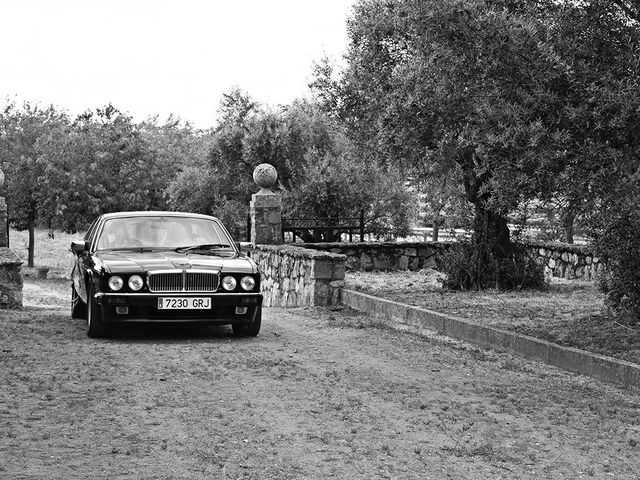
[{"left": 253, "top": 163, "right": 278, "bottom": 193}]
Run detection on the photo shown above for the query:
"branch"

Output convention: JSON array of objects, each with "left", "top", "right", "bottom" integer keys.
[{"left": 610, "top": 0, "right": 640, "bottom": 22}]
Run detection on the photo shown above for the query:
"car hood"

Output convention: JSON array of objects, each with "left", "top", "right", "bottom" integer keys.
[{"left": 94, "top": 250, "right": 258, "bottom": 275}]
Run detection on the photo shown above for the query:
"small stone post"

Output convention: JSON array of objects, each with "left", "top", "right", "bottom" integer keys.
[
  {"left": 250, "top": 163, "right": 282, "bottom": 245},
  {"left": 0, "top": 167, "right": 23, "bottom": 309}
]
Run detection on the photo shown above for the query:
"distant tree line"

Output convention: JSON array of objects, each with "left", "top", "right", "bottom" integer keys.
[{"left": 0, "top": 94, "right": 413, "bottom": 267}]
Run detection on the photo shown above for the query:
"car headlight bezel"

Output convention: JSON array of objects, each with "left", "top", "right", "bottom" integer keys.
[
  {"left": 108, "top": 275, "right": 124, "bottom": 291},
  {"left": 128, "top": 275, "right": 144, "bottom": 291},
  {"left": 222, "top": 275, "right": 237, "bottom": 291},
  {"left": 240, "top": 276, "right": 256, "bottom": 291}
]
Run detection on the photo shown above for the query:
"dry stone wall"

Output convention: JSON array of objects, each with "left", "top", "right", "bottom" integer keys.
[
  {"left": 302, "top": 241, "right": 602, "bottom": 281},
  {"left": 526, "top": 241, "right": 604, "bottom": 281},
  {"left": 241, "top": 240, "right": 599, "bottom": 308},
  {"left": 243, "top": 244, "right": 346, "bottom": 307},
  {"left": 302, "top": 242, "right": 449, "bottom": 272}
]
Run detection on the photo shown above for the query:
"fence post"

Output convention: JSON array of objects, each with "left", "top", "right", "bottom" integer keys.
[{"left": 359, "top": 210, "right": 365, "bottom": 242}]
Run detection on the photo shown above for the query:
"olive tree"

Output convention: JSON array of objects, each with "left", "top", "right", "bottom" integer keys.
[{"left": 321, "top": 0, "right": 640, "bottom": 290}]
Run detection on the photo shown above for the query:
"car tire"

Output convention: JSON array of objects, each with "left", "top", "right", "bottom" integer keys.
[
  {"left": 232, "top": 306, "right": 262, "bottom": 337},
  {"left": 71, "top": 284, "right": 86, "bottom": 319},
  {"left": 87, "top": 286, "right": 111, "bottom": 339}
]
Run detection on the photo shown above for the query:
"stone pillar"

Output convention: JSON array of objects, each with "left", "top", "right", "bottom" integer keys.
[
  {"left": 0, "top": 167, "right": 23, "bottom": 309},
  {"left": 250, "top": 163, "right": 282, "bottom": 245},
  {"left": 0, "top": 249, "right": 22, "bottom": 309}
]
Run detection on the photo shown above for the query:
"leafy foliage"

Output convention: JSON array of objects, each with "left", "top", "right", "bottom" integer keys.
[
  {"left": 441, "top": 240, "right": 545, "bottom": 291},
  {"left": 589, "top": 181, "right": 640, "bottom": 321},
  {"left": 0, "top": 102, "right": 69, "bottom": 265},
  {"left": 0, "top": 102, "right": 208, "bottom": 264},
  {"left": 167, "top": 91, "right": 415, "bottom": 240},
  {"left": 282, "top": 147, "right": 415, "bottom": 240},
  {"left": 320, "top": 0, "right": 640, "bottom": 297}
]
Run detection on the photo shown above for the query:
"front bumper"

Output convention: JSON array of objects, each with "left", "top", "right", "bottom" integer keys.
[{"left": 94, "top": 292, "right": 263, "bottom": 324}]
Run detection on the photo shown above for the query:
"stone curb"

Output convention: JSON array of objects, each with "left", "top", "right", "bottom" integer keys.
[{"left": 342, "top": 289, "right": 640, "bottom": 388}]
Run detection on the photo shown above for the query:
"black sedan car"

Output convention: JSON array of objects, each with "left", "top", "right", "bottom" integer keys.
[{"left": 71, "top": 211, "right": 263, "bottom": 338}]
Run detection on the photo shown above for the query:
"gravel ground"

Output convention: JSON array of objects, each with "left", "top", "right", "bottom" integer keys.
[{"left": 1, "top": 279, "right": 640, "bottom": 479}]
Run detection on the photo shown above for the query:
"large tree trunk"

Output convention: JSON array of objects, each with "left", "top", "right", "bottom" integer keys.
[
  {"left": 470, "top": 204, "right": 513, "bottom": 288},
  {"left": 432, "top": 223, "right": 440, "bottom": 242},
  {"left": 473, "top": 205, "right": 511, "bottom": 257},
  {"left": 562, "top": 211, "right": 575, "bottom": 244},
  {"left": 458, "top": 152, "right": 515, "bottom": 288}
]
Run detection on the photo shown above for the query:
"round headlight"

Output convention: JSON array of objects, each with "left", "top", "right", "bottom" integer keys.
[
  {"left": 108, "top": 276, "right": 124, "bottom": 291},
  {"left": 222, "top": 276, "right": 237, "bottom": 291},
  {"left": 240, "top": 276, "right": 255, "bottom": 291},
  {"left": 128, "top": 275, "right": 144, "bottom": 291}
]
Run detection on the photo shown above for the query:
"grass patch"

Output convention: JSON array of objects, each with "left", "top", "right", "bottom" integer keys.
[
  {"left": 9, "top": 228, "right": 83, "bottom": 277},
  {"left": 346, "top": 271, "right": 640, "bottom": 364}
]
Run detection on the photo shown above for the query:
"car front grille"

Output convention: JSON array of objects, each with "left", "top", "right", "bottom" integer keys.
[{"left": 148, "top": 270, "right": 219, "bottom": 293}]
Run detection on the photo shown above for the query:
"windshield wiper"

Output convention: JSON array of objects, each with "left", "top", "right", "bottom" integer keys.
[{"left": 175, "top": 243, "right": 231, "bottom": 253}]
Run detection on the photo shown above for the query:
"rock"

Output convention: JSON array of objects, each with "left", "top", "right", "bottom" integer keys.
[
  {"left": 418, "top": 268, "right": 447, "bottom": 288},
  {"left": 252, "top": 163, "right": 278, "bottom": 192}
]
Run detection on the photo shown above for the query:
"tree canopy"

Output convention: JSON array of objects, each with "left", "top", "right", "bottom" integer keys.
[
  {"left": 168, "top": 92, "right": 415, "bottom": 240},
  {"left": 316, "top": 0, "right": 640, "bottom": 289}
]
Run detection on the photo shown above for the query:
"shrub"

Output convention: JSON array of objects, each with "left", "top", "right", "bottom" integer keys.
[
  {"left": 441, "top": 241, "right": 545, "bottom": 291},
  {"left": 591, "top": 206, "right": 640, "bottom": 322}
]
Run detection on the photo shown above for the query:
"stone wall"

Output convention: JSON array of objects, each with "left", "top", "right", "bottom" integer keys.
[
  {"left": 244, "top": 244, "right": 346, "bottom": 307},
  {"left": 526, "top": 241, "right": 604, "bottom": 281},
  {"left": 0, "top": 248, "right": 23, "bottom": 309},
  {"left": 240, "top": 240, "right": 599, "bottom": 307},
  {"left": 302, "top": 242, "right": 449, "bottom": 272},
  {"left": 302, "top": 241, "right": 602, "bottom": 281}
]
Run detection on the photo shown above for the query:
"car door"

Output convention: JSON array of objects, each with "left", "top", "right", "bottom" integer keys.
[{"left": 72, "top": 218, "right": 100, "bottom": 304}]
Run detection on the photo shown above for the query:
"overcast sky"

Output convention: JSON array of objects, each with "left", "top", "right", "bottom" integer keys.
[{"left": 0, "top": 0, "right": 355, "bottom": 128}]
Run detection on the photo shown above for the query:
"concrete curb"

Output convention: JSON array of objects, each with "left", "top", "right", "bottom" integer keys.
[{"left": 342, "top": 289, "right": 640, "bottom": 388}]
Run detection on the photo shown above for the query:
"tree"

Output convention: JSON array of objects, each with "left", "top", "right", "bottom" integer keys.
[
  {"left": 415, "top": 172, "right": 471, "bottom": 241},
  {"left": 168, "top": 91, "right": 415, "bottom": 241},
  {"left": 325, "top": 0, "right": 640, "bottom": 289},
  {"left": 0, "top": 102, "right": 68, "bottom": 266},
  {"left": 36, "top": 105, "right": 174, "bottom": 233},
  {"left": 283, "top": 146, "right": 415, "bottom": 242}
]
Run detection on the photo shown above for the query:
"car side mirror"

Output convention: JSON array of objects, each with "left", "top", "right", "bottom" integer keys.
[
  {"left": 71, "top": 240, "right": 90, "bottom": 254},
  {"left": 235, "top": 241, "right": 252, "bottom": 251}
]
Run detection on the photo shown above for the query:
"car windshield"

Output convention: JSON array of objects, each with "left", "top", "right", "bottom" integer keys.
[{"left": 96, "top": 216, "right": 234, "bottom": 251}]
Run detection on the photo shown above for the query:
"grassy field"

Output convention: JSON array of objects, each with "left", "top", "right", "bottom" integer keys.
[
  {"left": 9, "top": 228, "right": 83, "bottom": 278},
  {"left": 346, "top": 271, "right": 640, "bottom": 365}
]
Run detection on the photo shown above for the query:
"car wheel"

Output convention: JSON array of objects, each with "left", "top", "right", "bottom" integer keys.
[
  {"left": 232, "top": 306, "right": 262, "bottom": 337},
  {"left": 87, "top": 287, "right": 110, "bottom": 339},
  {"left": 71, "top": 284, "right": 86, "bottom": 319}
]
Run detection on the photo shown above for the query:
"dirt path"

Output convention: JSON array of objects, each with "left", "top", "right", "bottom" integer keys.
[{"left": 1, "top": 280, "right": 640, "bottom": 479}]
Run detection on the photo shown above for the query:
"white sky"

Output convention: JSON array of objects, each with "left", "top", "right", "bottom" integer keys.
[{"left": 0, "top": 0, "right": 355, "bottom": 128}]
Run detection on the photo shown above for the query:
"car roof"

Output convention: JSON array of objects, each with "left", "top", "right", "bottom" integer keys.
[{"left": 98, "top": 211, "right": 220, "bottom": 222}]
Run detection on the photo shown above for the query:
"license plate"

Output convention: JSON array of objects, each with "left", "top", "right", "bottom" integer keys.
[{"left": 158, "top": 297, "right": 211, "bottom": 309}]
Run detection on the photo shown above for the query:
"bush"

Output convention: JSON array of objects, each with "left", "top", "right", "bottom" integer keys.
[
  {"left": 441, "top": 241, "right": 545, "bottom": 291},
  {"left": 591, "top": 206, "right": 640, "bottom": 322}
]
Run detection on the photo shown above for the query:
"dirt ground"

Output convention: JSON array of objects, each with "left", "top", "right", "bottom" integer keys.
[{"left": 1, "top": 279, "right": 640, "bottom": 479}]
